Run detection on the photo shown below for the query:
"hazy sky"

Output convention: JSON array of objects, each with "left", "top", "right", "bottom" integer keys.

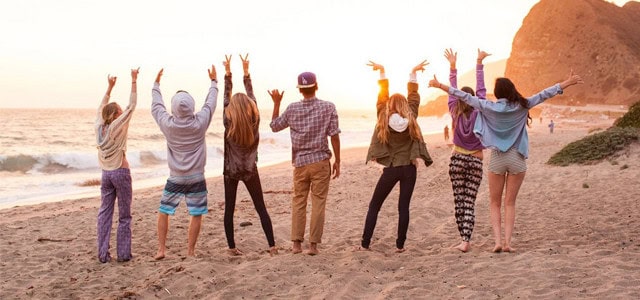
[{"left": 0, "top": 0, "right": 633, "bottom": 110}]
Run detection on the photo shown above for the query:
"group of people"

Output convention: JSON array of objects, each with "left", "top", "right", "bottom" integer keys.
[{"left": 94, "top": 50, "right": 583, "bottom": 263}]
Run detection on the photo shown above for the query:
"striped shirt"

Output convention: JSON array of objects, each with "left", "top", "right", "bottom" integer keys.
[{"left": 270, "top": 97, "right": 340, "bottom": 167}]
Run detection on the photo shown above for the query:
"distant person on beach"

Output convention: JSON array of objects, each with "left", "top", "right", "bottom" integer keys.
[
  {"left": 356, "top": 60, "right": 433, "bottom": 253},
  {"left": 444, "top": 125, "right": 450, "bottom": 142},
  {"left": 95, "top": 67, "right": 139, "bottom": 263},
  {"left": 445, "top": 48, "right": 490, "bottom": 252},
  {"left": 429, "top": 69, "right": 583, "bottom": 253},
  {"left": 151, "top": 65, "right": 218, "bottom": 259},
  {"left": 222, "top": 54, "right": 277, "bottom": 256},
  {"left": 548, "top": 120, "right": 555, "bottom": 133},
  {"left": 268, "top": 71, "right": 341, "bottom": 255}
]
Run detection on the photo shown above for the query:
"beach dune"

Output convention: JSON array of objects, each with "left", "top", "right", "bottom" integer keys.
[{"left": 1, "top": 119, "right": 639, "bottom": 299}]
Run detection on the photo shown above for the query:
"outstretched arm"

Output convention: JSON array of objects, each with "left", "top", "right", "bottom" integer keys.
[
  {"left": 408, "top": 60, "right": 428, "bottom": 115},
  {"left": 268, "top": 89, "right": 287, "bottom": 132},
  {"left": 367, "top": 60, "right": 389, "bottom": 113},
  {"left": 240, "top": 53, "right": 256, "bottom": 101},
  {"left": 97, "top": 75, "right": 117, "bottom": 122},
  {"left": 223, "top": 55, "right": 232, "bottom": 107},
  {"left": 151, "top": 68, "right": 170, "bottom": 124},
  {"left": 528, "top": 69, "right": 584, "bottom": 107},
  {"left": 203, "top": 64, "right": 218, "bottom": 116},
  {"left": 127, "top": 67, "right": 139, "bottom": 111},
  {"left": 445, "top": 48, "right": 458, "bottom": 111},
  {"left": 429, "top": 75, "right": 483, "bottom": 110},
  {"left": 476, "top": 49, "right": 491, "bottom": 99}
]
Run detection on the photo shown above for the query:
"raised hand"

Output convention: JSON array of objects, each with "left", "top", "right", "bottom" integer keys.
[
  {"left": 268, "top": 89, "right": 284, "bottom": 104},
  {"left": 560, "top": 69, "right": 584, "bottom": 89},
  {"left": 155, "top": 69, "right": 163, "bottom": 84},
  {"left": 108, "top": 74, "right": 117, "bottom": 87},
  {"left": 428, "top": 75, "right": 442, "bottom": 89},
  {"left": 366, "top": 60, "right": 385, "bottom": 73},
  {"left": 477, "top": 49, "right": 491, "bottom": 63},
  {"left": 411, "top": 60, "right": 429, "bottom": 74},
  {"left": 208, "top": 64, "right": 217, "bottom": 81},
  {"left": 444, "top": 48, "right": 457, "bottom": 68},
  {"left": 240, "top": 53, "right": 250, "bottom": 76},
  {"left": 223, "top": 55, "right": 232, "bottom": 76},
  {"left": 131, "top": 67, "right": 140, "bottom": 82}
]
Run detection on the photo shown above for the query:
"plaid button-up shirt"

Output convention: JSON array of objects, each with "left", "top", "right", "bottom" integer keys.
[{"left": 270, "top": 97, "right": 340, "bottom": 167}]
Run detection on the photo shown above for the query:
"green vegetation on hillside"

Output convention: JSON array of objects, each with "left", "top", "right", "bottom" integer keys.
[
  {"left": 547, "top": 101, "right": 640, "bottom": 166},
  {"left": 614, "top": 102, "right": 640, "bottom": 128}
]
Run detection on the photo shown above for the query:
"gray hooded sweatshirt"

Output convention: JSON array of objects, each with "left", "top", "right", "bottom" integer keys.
[{"left": 151, "top": 81, "right": 218, "bottom": 176}]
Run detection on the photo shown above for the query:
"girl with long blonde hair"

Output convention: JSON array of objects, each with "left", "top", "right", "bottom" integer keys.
[
  {"left": 357, "top": 60, "right": 432, "bottom": 253},
  {"left": 95, "top": 67, "right": 138, "bottom": 263},
  {"left": 222, "top": 54, "right": 277, "bottom": 256}
]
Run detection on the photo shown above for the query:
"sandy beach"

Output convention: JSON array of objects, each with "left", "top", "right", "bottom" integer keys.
[{"left": 1, "top": 117, "right": 639, "bottom": 299}]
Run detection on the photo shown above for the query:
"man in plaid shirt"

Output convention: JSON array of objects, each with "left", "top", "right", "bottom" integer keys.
[{"left": 269, "top": 71, "right": 341, "bottom": 255}]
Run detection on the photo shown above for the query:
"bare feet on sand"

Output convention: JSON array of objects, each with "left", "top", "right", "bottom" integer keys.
[
  {"left": 352, "top": 246, "right": 371, "bottom": 252},
  {"left": 305, "top": 243, "right": 319, "bottom": 256},
  {"left": 394, "top": 248, "right": 406, "bottom": 253},
  {"left": 292, "top": 241, "right": 303, "bottom": 254},
  {"left": 492, "top": 245, "right": 503, "bottom": 253},
  {"left": 503, "top": 245, "right": 516, "bottom": 253},
  {"left": 154, "top": 250, "right": 165, "bottom": 260},
  {"left": 228, "top": 248, "right": 244, "bottom": 256},
  {"left": 269, "top": 246, "right": 279, "bottom": 255},
  {"left": 453, "top": 241, "right": 470, "bottom": 253}
]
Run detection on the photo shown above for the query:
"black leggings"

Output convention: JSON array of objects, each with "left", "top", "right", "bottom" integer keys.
[
  {"left": 224, "top": 173, "right": 275, "bottom": 248},
  {"left": 361, "top": 164, "right": 417, "bottom": 249}
]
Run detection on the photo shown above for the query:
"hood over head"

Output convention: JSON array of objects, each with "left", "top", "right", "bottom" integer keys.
[{"left": 171, "top": 91, "right": 195, "bottom": 118}]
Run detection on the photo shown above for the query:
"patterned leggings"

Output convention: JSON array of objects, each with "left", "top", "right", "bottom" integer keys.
[
  {"left": 449, "top": 153, "right": 483, "bottom": 242},
  {"left": 98, "top": 168, "right": 132, "bottom": 263}
]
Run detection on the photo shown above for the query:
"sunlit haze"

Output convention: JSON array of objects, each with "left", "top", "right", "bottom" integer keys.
[{"left": 0, "top": 0, "right": 633, "bottom": 110}]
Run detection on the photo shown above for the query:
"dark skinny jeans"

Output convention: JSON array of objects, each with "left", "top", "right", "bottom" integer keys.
[
  {"left": 224, "top": 173, "right": 275, "bottom": 248},
  {"left": 361, "top": 164, "right": 417, "bottom": 249}
]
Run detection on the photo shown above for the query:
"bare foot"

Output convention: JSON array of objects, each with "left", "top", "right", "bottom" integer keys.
[
  {"left": 292, "top": 241, "right": 303, "bottom": 254},
  {"left": 492, "top": 245, "right": 503, "bottom": 253},
  {"left": 187, "top": 249, "right": 197, "bottom": 257},
  {"left": 453, "top": 241, "right": 470, "bottom": 253},
  {"left": 503, "top": 245, "right": 516, "bottom": 253},
  {"left": 269, "top": 246, "right": 279, "bottom": 256},
  {"left": 352, "top": 246, "right": 371, "bottom": 252},
  {"left": 306, "top": 243, "right": 319, "bottom": 256},
  {"left": 228, "top": 248, "right": 244, "bottom": 256},
  {"left": 394, "top": 248, "right": 406, "bottom": 253},
  {"left": 154, "top": 251, "right": 165, "bottom": 260}
]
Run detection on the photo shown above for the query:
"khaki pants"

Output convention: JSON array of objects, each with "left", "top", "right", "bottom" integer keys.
[{"left": 291, "top": 159, "right": 331, "bottom": 243}]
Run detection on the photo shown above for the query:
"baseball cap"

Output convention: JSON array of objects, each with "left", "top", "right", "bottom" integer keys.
[{"left": 297, "top": 72, "right": 317, "bottom": 88}]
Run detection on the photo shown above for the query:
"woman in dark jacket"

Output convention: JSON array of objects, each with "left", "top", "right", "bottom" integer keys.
[
  {"left": 357, "top": 60, "right": 432, "bottom": 253},
  {"left": 223, "top": 54, "right": 277, "bottom": 255}
]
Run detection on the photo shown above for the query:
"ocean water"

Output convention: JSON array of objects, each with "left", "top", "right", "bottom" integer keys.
[{"left": 0, "top": 108, "right": 449, "bottom": 209}]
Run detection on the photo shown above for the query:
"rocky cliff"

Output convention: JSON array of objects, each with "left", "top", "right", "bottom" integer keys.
[{"left": 506, "top": 0, "right": 640, "bottom": 106}]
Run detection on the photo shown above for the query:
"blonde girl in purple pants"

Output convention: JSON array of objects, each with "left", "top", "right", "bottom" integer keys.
[{"left": 95, "top": 67, "right": 138, "bottom": 263}]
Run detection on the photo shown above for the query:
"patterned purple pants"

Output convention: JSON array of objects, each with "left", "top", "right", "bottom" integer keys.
[{"left": 97, "top": 168, "right": 132, "bottom": 263}]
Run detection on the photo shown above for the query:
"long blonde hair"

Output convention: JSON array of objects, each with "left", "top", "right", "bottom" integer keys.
[
  {"left": 102, "top": 102, "right": 121, "bottom": 125},
  {"left": 376, "top": 93, "right": 423, "bottom": 144},
  {"left": 225, "top": 93, "right": 260, "bottom": 147}
]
